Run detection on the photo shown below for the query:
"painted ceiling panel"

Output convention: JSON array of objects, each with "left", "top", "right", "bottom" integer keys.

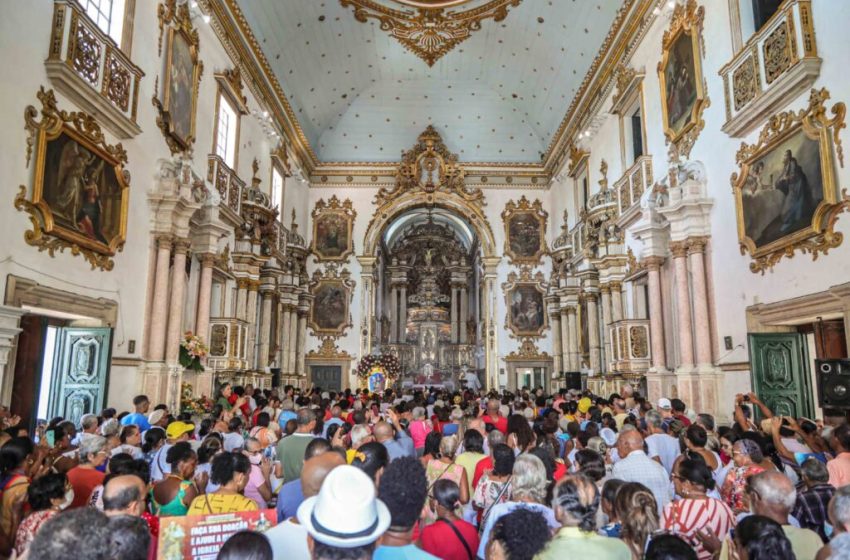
[{"left": 235, "top": 0, "right": 623, "bottom": 163}]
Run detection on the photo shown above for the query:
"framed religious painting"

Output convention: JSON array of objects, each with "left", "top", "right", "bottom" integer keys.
[
  {"left": 308, "top": 268, "right": 355, "bottom": 336},
  {"left": 311, "top": 195, "right": 356, "bottom": 262},
  {"left": 502, "top": 196, "right": 548, "bottom": 266},
  {"left": 731, "top": 88, "right": 847, "bottom": 274},
  {"left": 15, "top": 88, "right": 130, "bottom": 271},
  {"left": 154, "top": 0, "right": 202, "bottom": 154},
  {"left": 503, "top": 269, "right": 548, "bottom": 338},
  {"left": 658, "top": 0, "right": 708, "bottom": 159}
]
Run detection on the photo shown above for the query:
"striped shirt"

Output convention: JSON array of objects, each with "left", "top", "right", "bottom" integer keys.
[{"left": 662, "top": 497, "right": 736, "bottom": 560}]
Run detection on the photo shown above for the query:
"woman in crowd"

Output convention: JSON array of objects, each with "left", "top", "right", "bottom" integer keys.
[
  {"left": 242, "top": 437, "right": 272, "bottom": 509},
  {"left": 66, "top": 434, "right": 109, "bottom": 509},
  {"left": 423, "top": 434, "right": 468, "bottom": 526},
  {"left": 13, "top": 472, "right": 70, "bottom": 557},
  {"left": 485, "top": 508, "right": 552, "bottom": 560},
  {"left": 351, "top": 441, "right": 389, "bottom": 486},
  {"left": 681, "top": 424, "right": 720, "bottom": 472},
  {"left": 720, "top": 439, "right": 766, "bottom": 514},
  {"left": 408, "top": 406, "right": 431, "bottom": 457},
  {"left": 195, "top": 435, "right": 223, "bottom": 493},
  {"left": 248, "top": 412, "right": 277, "bottom": 449},
  {"left": 112, "top": 425, "right": 144, "bottom": 459},
  {"left": 507, "top": 414, "right": 536, "bottom": 453},
  {"left": 599, "top": 479, "right": 625, "bottom": 537},
  {"left": 217, "top": 531, "right": 273, "bottom": 560},
  {"left": 473, "top": 443, "right": 514, "bottom": 526},
  {"left": 151, "top": 441, "right": 205, "bottom": 516},
  {"left": 456, "top": 429, "right": 486, "bottom": 495},
  {"left": 142, "top": 426, "right": 166, "bottom": 465},
  {"left": 420, "top": 479, "right": 480, "bottom": 560},
  {"left": 0, "top": 437, "right": 49, "bottom": 555},
  {"left": 663, "top": 456, "right": 736, "bottom": 560},
  {"left": 615, "top": 482, "right": 659, "bottom": 559},
  {"left": 88, "top": 452, "right": 133, "bottom": 508},
  {"left": 730, "top": 514, "right": 796, "bottom": 560},
  {"left": 420, "top": 431, "right": 443, "bottom": 467},
  {"left": 574, "top": 448, "right": 607, "bottom": 487},
  {"left": 187, "top": 452, "right": 258, "bottom": 514}
]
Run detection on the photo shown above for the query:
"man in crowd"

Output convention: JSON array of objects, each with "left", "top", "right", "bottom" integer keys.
[
  {"left": 120, "top": 396, "right": 151, "bottom": 431},
  {"left": 793, "top": 457, "right": 835, "bottom": 542},
  {"left": 277, "top": 438, "right": 333, "bottom": 522},
  {"left": 322, "top": 405, "right": 344, "bottom": 438},
  {"left": 482, "top": 398, "right": 508, "bottom": 434},
  {"left": 151, "top": 420, "right": 194, "bottom": 481},
  {"left": 644, "top": 409, "right": 680, "bottom": 475},
  {"left": 611, "top": 430, "right": 671, "bottom": 514},
  {"left": 374, "top": 409, "right": 414, "bottom": 461},
  {"left": 828, "top": 424, "right": 850, "bottom": 488},
  {"left": 277, "top": 408, "right": 317, "bottom": 482},
  {"left": 374, "top": 457, "right": 437, "bottom": 559}
]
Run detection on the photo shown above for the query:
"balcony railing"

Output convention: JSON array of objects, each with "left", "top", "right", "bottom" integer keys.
[
  {"left": 719, "top": 0, "right": 820, "bottom": 137},
  {"left": 608, "top": 319, "right": 651, "bottom": 375},
  {"left": 207, "top": 155, "right": 246, "bottom": 216},
  {"left": 45, "top": 0, "right": 144, "bottom": 138},
  {"left": 615, "top": 155, "right": 653, "bottom": 216},
  {"left": 207, "top": 318, "right": 249, "bottom": 371}
]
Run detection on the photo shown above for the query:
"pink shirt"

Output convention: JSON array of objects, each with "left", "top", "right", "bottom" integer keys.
[
  {"left": 828, "top": 452, "right": 850, "bottom": 488},
  {"left": 244, "top": 464, "right": 267, "bottom": 509},
  {"left": 409, "top": 419, "right": 431, "bottom": 449}
]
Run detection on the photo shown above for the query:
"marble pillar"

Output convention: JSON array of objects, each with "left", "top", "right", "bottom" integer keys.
[
  {"left": 195, "top": 254, "right": 215, "bottom": 343},
  {"left": 287, "top": 304, "right": 299, "bottom": 375},
  {"left": 236, "top": 280, "right": 248, "bottom": 322},
  {"left": 646, "top": 257, "right": 668, "bottom": 372},
  {"left": 148, "top": 235, "right": 173, "bottom": 362},
  {"left": 610, "top": 282, "right": 624, "bottom": 323},
  {"left": 165, "top": 240, "right": 189, "bottom": 364},
  {"left": 0, "top": 306, "right": 24, "bottom": 405},
  {"left": 560, "top": 309, "right": 571, "bottom": 371},
  {"left": 280, "top": 306, "right": 292, "bottom": 375},
  {"left": 688, "top": 237, "right": 713, "bottom": 369},
  {"left": 450, "top": 287, "right": 459, "bottom": 343},
  {"left": 586, "top": 294, "right": 601, "bottom": 374},
  {"left": 258, "top": 289, "right": 274, "bottom": 369},
  {"left": 296, "top": 312, "right": 307, "bottom": 376},
  {"left": 567, "top": 308, "right": 579, "bottom": 372},
  {"left": 246, "top": 283, "right": 259, "bottom": 367},
  {"left": 600, "top": 285, "right": 612, "bottom": 370},
  {"left": 550, "top": 312, "right": 562, "bottom": 375},
  {"left": 459, "top": 288, "right": 468, "bottom": 344},
  {"left": 389, "top": 288, "right": 397, "bottom": 344},
  {"left": 398, "top": 286, "right": 407, "bottom": 343},
  {"left": 671, "top": 242, "right": 695, "bottom": 369}
]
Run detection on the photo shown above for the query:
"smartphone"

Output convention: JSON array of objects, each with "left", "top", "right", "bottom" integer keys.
[{"left": 46, "top": 429, "right": 55, "bottom": 448}]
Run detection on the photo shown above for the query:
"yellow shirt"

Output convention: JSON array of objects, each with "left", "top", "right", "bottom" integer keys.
[{"left": 187, "top": 492, "right": 259, "bottom": 515}]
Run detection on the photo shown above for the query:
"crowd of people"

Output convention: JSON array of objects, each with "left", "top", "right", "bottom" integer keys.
[{"left": 1, "top": 381, "right": 849, "bottom": 560}]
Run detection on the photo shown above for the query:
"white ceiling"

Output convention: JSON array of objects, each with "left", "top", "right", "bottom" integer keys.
[{"left": 235, "top": 0, "right": 623, "bottom": 163}]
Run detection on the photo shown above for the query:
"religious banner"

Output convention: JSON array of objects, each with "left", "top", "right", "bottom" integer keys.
[{"left": 158, "top": 510, "right": 276, "bottom": 560}]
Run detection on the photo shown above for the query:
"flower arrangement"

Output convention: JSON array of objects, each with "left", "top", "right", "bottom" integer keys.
[
  {"left": 356, "top": 353, "right": 400, "bottom": 379},
  {"left": 179, "top": 331, "right": 208, "bottom": 372},
  {"left": 180, "top": 382, "right": 214, "bottom": 416}
]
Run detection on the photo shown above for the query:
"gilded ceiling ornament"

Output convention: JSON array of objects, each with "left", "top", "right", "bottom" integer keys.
[
  {"left": 306, "top": 337, "right": 352, "bottom": 359},
  {"left": 505, "top": 338, "right": 551, "bottom": 360},
  {"left": 730, "top": 88, "right": 847, "bottom": 274},
  {"left": 339, "top": 0, "right": 522, "bottom": 66},
  {"left": 566, "top": 144, "right": 589, "bottom": 177}
]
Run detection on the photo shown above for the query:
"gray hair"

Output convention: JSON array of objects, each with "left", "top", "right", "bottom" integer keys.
[
  {"left": 440, "top": 435, "right": 459, "bottom": 458},
  {"left": 511, "top": 454, "right": 548, "bottom": 503},
  {"left": 832, "top": 485, "right": 850, "bottom": 527},
  {"left": 79, "top": 435, "right": 107, "bottom": 463},
  {"left": 350, "top": 424, "right": 371, "bottom": 447},
  {"left": 750, "top": 471, "right": 796, "bottom": 510},
  {"left": 697, "top": 413, "right": 715, "bottom": 432},
  {"left": 801, "top": 457, "right": 829, "bottom": 483},
  {"left": 412, "top": 406, "right": 426, "bottom": 420},
  {"left": 80, "top": 413, "right": 98, "bottom": 431},
  {"left": 296, "top": 408, "right": 316, "bottom": 426},
  {"left": 488, "top": 429, "right": 505, "bottom": 450},
  {"left": 450, "top": 407, "right": 464, "bottom": 422},
  {"left": 100, "top": 418, "right": 120, "bottom": 437},
  {"left": 244, "top": 437, "right": 262, "bottom": 452},
  {"left": 645, "top": 410, "right": 663, "bottom": 429},
  {"left": 281, "top": 399, "right": 294, "bottom": 411},
  {"left": 829, "top": 532, "right": 850, "bottom": 559},
  {"left": 734, "top": 439, "right": 764, "bottom": 463}
]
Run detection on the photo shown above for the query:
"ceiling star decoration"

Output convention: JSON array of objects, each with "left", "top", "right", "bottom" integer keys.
[{"left": 339, "top": 0, "right": 522, "bottom": 66}]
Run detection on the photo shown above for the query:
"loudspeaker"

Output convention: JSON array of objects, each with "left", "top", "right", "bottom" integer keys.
[
  {"left": 270, "top": 368, "right": 281, "bottom": 389},
  {"left": 565, "top": 371, "right": 582, "bottom": 391},
  {"left": 816, "top": 359, "right": 850, "bottom": 408}
]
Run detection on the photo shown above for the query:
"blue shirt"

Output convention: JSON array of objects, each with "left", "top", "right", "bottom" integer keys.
[
  {"left": 278, "top": 410, "right": 297, "bottom": 431},
  {"left": 322, "top": 418, "right": 344, "bottom": 439},
  {"left": 120, "top": 412, "right": 151, "bottom": 431},
  {"left": 382, "top": 430, "right": 415, "bottom": 462},
  {"left": 374, "top": 545, "right": 439, "bottom": 560},
  {"left": 276, "top": 479, "right": 304, "bottom": 522},
  {"left": 476, "top": 502, "right": 559, "bottom": 559}
]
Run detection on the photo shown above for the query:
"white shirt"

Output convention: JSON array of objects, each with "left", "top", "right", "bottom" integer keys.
[
  {"left": 223, "top": 432, "right": 245, "bottom": 452},
  {"left": 611, "top": 449, "right": 672, "bottom": 515},
  {"left": 150, "top": 443, "right": 173, "bottom": 481},
  {"left": 111, "top": 444, "right": 144, "bottom": 460},
  {"left": 645, "top": 433, "right": 681, "bottom": 475},
  {"left": 266, "top": 519, "right": 310, "bottom": 560}
]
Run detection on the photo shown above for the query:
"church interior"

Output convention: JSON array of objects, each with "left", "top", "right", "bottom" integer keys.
[{"left": 1, "top": 0, "right": 849, "bottom": 425}]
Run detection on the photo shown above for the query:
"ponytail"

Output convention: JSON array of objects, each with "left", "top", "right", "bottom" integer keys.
[
  {"left": 615, "top": 483, "right": 659, "bottom": 552},
  {"left": 142, "top": 427, "right": 166, "bottom": 454}
]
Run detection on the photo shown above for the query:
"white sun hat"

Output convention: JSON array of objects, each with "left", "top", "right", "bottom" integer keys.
[{"left": 296, "top": 465, "right": 391, "bottom": 548}]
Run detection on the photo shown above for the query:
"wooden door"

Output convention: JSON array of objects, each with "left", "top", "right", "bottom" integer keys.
[
  {"left": 748, "top": 333, "right": 814, "bottom": 420},
  {"left": 11, "top": 315, "right": 47, "bottom": 427},
  {"left": 48, "top": 327, "right": 112, "bottom": 426},
  {"left": 310, "top": 365, "right": 341, "bottom": 392}
]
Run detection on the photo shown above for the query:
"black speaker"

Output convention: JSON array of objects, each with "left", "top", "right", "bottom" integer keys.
[
  {"left": 816, "top": 359, "right": 850, "bottom": 408},
  {"left": 270, "top": 368, "right": 281, "bottom": 389},
  {"left": 565, "top": 371, "right": 582, "bottom": 391}
]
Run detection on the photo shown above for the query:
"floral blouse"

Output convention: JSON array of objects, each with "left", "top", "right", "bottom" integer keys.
[
  {"left": 721, "top": 465, "right": 765, "bottom": 513},
  {"left": 15, "top": 509, "right": 58, "bottom": 557}
]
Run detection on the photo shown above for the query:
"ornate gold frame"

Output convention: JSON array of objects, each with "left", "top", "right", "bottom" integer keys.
[
  {"left": 311, "top": 195, "right": 357, "bottom": 262},
  {"left": 731, "top": 87, "right": 847, "bottom": 274},
  {"left": 502, "top": 268, "right": 548, "bottom": 338},
  {"left": 338, "top": 0, "right": 522, "bottom": 66},
  {"left": 15, "top": 88, "right": 130, "bottom": 271},
  {"left": 502, "top": 196, "right": 548, "bottom": 266},
  {"left": 657, "top": 0, "right": 709, "bottom": 159},
  {"left": 308, "top": 267, "right": 355, "bottom": 337},
  {"left": 153, "top": 0, "right": 203, "bottom": 155}
]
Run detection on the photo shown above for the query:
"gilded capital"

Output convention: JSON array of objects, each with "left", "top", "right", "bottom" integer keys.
[
  {"left": 687, "top": 236, "right": 710, "bottom": 255},
  {"left": 669, "top": 241, "right": 689, "bottom": 259},
  {"left": 173, "top": 239, "right": 191, "bottom": 255},
  {"left": 643, "top": 256, "right": 665, "bottom": 271},
  {"left": 200, "top": 253, "right": 217, "bottom": 267},
  {"left": 155, "top": 234, "right": 174, "bottom": 250}
]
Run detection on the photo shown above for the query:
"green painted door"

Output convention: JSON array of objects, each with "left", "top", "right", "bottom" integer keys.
[
  {"left": 748, "top": 333, "right": 814, "bottom": 420},
  {"left": 48, "top": 327, "right": 112, "bottom": 427},
  {"left": 311, "top": 365, "right": 342, "bottom": 392}
]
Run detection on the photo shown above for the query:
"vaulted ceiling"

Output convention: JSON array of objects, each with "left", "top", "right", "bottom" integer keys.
[{"left": 232, "top": 0, "right": 625, "bottom": 164}]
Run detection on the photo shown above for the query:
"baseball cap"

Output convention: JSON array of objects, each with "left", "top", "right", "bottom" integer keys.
[
  {"left": 657, "top": 398, "right": 672, "bottom": 410},
  {"left": 577, "top": 397, "right": 592, "bottom": 414},
  {"left": 166, "top": 421, "right": 195, "bottom": 439}
]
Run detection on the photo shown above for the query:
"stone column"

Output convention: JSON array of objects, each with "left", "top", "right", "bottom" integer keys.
[
  {"left": 459, "top": 288, "right": 468, "bottom": 344},
  {"left": 235, "top": 279, "right": 248, "bottom": 322},
  {"left": 165, "top": 240, "right": 190, "bottom": 364},
  {"left": 0, "top": 306, "right": 25, "bottom": 405},
  {"left": 389, "top": 287, "right": 398, "bottom": 344},
  {"left": 287, "top": 303, "right": 299, "bottom": 375},
  {"left": 296, "top": 311, "right": 308, "bottom": 376},
  {"left": 560, "top": 308, "right": 571, "bottom": 371},
  {"left": 610, "top": 281, "right": 624, "bottom": 323},
  {"left": 195, "top": 254, "right": 215, "bottom": 343},
  {"left": 450, "top": 287, "right": 459, "bottom": 343},
  {"left": 246, "top": 282, "right": 259, "bottom": 367},
  {"left": 567, "top": 307, "right": 579, "bottom": 373},
  {"left": 257, "top": 288, "right": 274, "bottom": 369},
  {"left": 398, "top": 286, "right": 407, "bottom": 343},
  {"left": 280, "top": 305, "right": 292, "bottom": 375},
  {"left": 549, "top": 311, "right": 562, "bottom": 375},
  {"left": 671, "top": 241, "right": 695, "bottom": 369},
  {"left": 148, "top": 235, "right": 173, "bottom": 362},
  {"left": 688, "top": 237, "right": 713, "bottom": 369},
  {"left": 600, "top": 285, "right": 612, "bottom": 370},
  {"left": 645, "top": 257, "right": 668, "bottom": 372},
  {"left": 586, "top": 294, "right": 601, "bottom": 374}
]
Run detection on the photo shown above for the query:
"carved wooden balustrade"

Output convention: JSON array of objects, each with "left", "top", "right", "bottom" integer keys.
[
  {"left": 207, "top": 318, "right": 249, "bottom": 372},
  {"left": 607, "top": 319, "right": 651, "bottom": 375},
  {"left": 615, "top": 155, "right": 653, "bottom": 217},
  {"left": 45, "top": 0, "right": 144, "bottom": 138},
  {"left": 719, "top": 0, "right": 820, "bottom": 137},
  {"left": 207, "top": 154, "right": 246, "bottom": 216}
]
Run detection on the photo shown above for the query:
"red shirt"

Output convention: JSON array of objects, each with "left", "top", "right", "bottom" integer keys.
[
  {"left": 420, "top": 518, "right": 480, "bottom": 560},
  {"left": 673, "top": 413, "right": 692, "bottom": 427},
  {"left": 66, "top": 466, "right": 105, "bottom": 509},
  {"left": 553, "top": 460, "right": 567, "bottom": 481},
  {"left": 472, "top": 456, "right": 493, "bottom": 490},
  {"left": 482, "top": 414, "right": 508, "bottom": 434}
]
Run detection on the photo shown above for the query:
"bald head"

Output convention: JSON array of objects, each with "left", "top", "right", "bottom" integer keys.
[
  {"left": 750, "top": 471, "right": 796, "bottom": 515},
  {"left": 301, "top": 452, "right": 346, "bottom": 498},
  {"left": 102, "top": 474, "right": 147, "bottom": 517},
  {"left": 467, "top": 418, "right": 485, "bottom": 436},
  {"left": 616, "top": 430, "right": 644, "bottom": 457},
  {"left": 373, "top": 421, "right": 393, "bottom": 443}
]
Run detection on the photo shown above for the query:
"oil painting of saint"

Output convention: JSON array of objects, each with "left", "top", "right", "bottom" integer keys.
[
  {"left": 509, "top": 286, "right": 545, "bottom": 335},
  {"left": 508, "top": 214, "right": 542, "bottom": 259},
  {"left": 311, "top": 283, "right": 348, "bottom": 332},
  {"left": 314, "top": 214, "right": 350, "bottom": 259},
  {"left": 741, "top": 130, "right": 822, "bottom": 248},
  {"left": 664, "top": 32, "right": 698, "bottom": 135},
  {"left": 166, "top": 30, "right": 196, "bottom": 147}
]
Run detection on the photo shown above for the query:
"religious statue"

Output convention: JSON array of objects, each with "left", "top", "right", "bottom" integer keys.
[{"left": 424, "top": 247, "right": 433, "bottom": 267}]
